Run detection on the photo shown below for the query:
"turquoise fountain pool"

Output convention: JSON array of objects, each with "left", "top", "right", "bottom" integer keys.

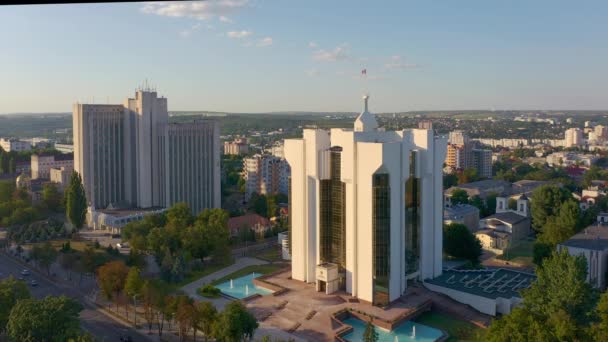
[
  {"left": 215, "top": 272, "right": 273, "bottom": 299},
  {"left": 341, "top": 317, "right": 444, "bottom": 342}
]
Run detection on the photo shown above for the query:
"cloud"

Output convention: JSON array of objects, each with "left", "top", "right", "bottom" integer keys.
[
  {"left": 219, "top": 15, "right": 233, "bottom": 23},
  {"left": 179, "top": 22, "right": 203, "bottom": 37},
  {"left": 384, "top": 55, "right": 420, "bottom": 70},
  {"left": 306, "top": 68, "right": 320, "bottom": 77},
  {"left": 227, "top": 30, "right": 252, "bottom": 38},
  {"left": 141, "top": 0, "right": 249, "bottom": 21},
  {"left": 312, "top": 43, "right": 350, "bottom": 62},
  {"left": 308, "top": 41, "right": 318, "bottom": 48},
  {"left": 256, "top": 37, "right": 273, "bottom": 47}
]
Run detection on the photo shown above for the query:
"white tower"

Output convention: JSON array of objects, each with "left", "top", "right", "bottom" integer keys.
[{"left": 354, "top": 95, "right": 378, "bottom": 132}]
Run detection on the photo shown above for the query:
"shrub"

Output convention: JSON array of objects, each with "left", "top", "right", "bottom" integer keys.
[{"left": 197, "top": 284, "right": 222, "bottom": 298}]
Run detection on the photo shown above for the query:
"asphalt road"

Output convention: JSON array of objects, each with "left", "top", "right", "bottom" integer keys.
[{"left": 0, "top": 253, "right": 148, "bottom": 341}]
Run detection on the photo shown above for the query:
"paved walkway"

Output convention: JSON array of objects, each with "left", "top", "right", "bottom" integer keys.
[{"left": 181, "top": 257, "right": 268, "bottom": 310}]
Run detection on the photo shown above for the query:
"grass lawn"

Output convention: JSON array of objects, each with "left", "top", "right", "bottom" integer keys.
[
  {"left": 176, "top": 259, "right": 236, "bottom": 287},
  {"left": 414, "top": 311, "right": 485, "bottom": 342},
  {"left": 496, "top": 238, "right": 534, "bottom": 266},
  {"left": 256, "top": 247, "right": 283, "bottom": 262},
  {"left": 211, "top": 264, "right": 283, "bottom": 286}
]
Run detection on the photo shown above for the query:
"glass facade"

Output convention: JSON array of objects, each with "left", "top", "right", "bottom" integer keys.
[
  {"left": 319, "top": 147, "right": 346, "bottom": 268},
  {"left": 373, "top": 173, "right": 390, "bottom": 306},
  {"left": 405, "top": 151, "right": 421, "bottom": 276}
]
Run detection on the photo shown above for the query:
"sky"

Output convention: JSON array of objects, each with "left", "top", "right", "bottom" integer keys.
[{"left": 1, "top": 0, "right": 607, "bottom": 114}]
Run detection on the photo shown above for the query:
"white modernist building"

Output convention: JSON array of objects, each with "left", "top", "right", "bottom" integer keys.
[
  {"left": 73, "top": 87, "right": 220, "bottom": 216},
  {"left": 285, "top": 95, "right": 446, "bottom": 305}
]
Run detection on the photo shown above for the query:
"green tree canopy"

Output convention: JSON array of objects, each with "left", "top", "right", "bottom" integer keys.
[
  {"left": 450, "top": 188, "right": 469, "bottom": 205},
  {"left": 42, "top": 182, "right": 63, "bottom": 212},
  {"left": 486, "top": 250, "right": 597, "bottom": 342},
  {"left": 0, "top": 276, "right": 31, "bottom": 333},
  {"left": 212, "top": 300, "right": 258, "bottom": 342},
  {"left": 530, "top": 184, "right": 572, "bottom": 232},
  {"left": 363, "top": 320, "right": 379, "bottom": 342},
  {"left": 443, "top": 223, "right": 482, "bottom": 264},
  {"left": 7, "top": 295, "right": 83, "bottom": 342},
  {"left": 66, "top": 171, "right": 87, "bottom": 229}
]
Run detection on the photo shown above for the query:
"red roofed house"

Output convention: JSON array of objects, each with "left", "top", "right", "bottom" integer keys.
[{"left": 228, "top": 213, "right": 271, "bottom": 237}]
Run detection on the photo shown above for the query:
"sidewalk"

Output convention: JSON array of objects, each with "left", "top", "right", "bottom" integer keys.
[{"left": 181, "top": 256, "right": 268, "bottom": 310}]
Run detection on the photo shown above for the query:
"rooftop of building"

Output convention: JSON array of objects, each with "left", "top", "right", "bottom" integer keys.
[
  {"left": 448, "top": 179, "right": 511, "bottom": 191},
  {"left": 560, "top": 225, "right": 608, "bottom": 251},
  {"left": 32, "top": 153, "right": 74, "bottom": 161},
  {"left": 476, "top": 228, "right": 511, "bottom": 239},
  {"left": 97, "top": 207, "right": 166, "bottom": 217},
  {"left": 484, "top": 212, "right": 529, "bottom": 225},
  {"left": 228, "top": 212, "right": 270, "bottom": 231},
  {"left": 444, "top": 204, "right": 480, "bottom": 217},
  {"left": 426, "top": 268, "right": 536, "bottom": 300}
]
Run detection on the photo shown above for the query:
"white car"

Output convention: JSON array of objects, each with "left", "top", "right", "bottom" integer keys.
[
  {"left": 21, "top": 269, "right": 30, "bottom": 276},
  {"left": 116, "top": 243, "right": 128, "bottom": 248}
]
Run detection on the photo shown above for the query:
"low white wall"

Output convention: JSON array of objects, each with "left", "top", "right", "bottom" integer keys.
[{"left": 423, "top": 282, "right": 497, "bottom": 316}]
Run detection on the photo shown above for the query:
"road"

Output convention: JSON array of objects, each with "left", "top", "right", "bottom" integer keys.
[{"left": 0, "top": 253, "right": 148, "bottom": 341}]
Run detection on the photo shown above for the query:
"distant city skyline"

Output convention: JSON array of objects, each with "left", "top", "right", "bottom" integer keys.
[{"left": 1, "top": 0, "right": 608, "bottom": 113}]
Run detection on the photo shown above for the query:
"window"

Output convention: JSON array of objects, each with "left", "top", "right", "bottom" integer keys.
[{"left": 373, "top": 173, "right": 390, "bottom": 306}]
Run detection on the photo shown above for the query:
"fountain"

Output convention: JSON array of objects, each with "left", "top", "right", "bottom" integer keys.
[
  {"left": 230, "top": 279, "right": 234, "bottom": 289},
  {"left": 245, "top": 284, "right": 249, "bottom": 296},
  {"left": 411, "top": 325, "right": 416, "bottom": 339},
  {"left": 394, "top": 335, "right": 399, "bottom": 342}
]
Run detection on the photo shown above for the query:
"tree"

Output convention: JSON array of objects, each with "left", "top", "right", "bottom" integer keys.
[
  {"left": 532, "top": 241, "right": 553, "bottom": 266},
  {"left": 469, "top": 195, "right": 486, "bottom": 216},
  {"left": 59, "top": 251, "right": 77, "bottom": 280},
  {"left": 42, "top": 182, "right": 63, "bottom": 212},
  {"left": 0, "top": 276, "right": 31, "bottom": 333},
  {"left": 266, "top": 195, "right": 277, "bottom": 218},
  {"left": 212, "top": 300, "right": 258, "bottom": 342},
  {"left": 485, "top": 192, "right": 498, "bottom": 216},
  {"left": 197, "top": 208, "right": 231, "bottom": 264},
  {"left": 32, "top": 241, "right": 58, "bottom": 275},
  {"left": 66, "top": 171, "right": 87, "bottom": 230},
  {"left": 507, "top": 198, "right": 517, "bottom": 211},
  {"left": 450, "top": 189, "right": 469, "bottom": 205},
  {"left": 443, "top": 223, "right": 482, "bottom": 264},
  {"left": 176, "top": 296, "right": 195, "bottom": 342},
  {"left": 124, "top": 267, "right": 143, "bottom": 326},
  {"left": 97, "top": 260, "right": 129, "bottom": 312},
  {"left": 248, "top": 193, "right": 268, "bottom": 217},
  {"left": 485, "top": 250, "right": 597, "bottom": 342},
  {"left": 363, "top": 320, "right": 379, "bottom": 342},
  {"left": 166, "top": 202, "right": 194, "bottom": 229},
  {"left": 197, "top": 301, "right": 217, "bottom": 342},
  {"left": 530, "top": 185, "right": 571, "bottom": 232},
  {"left": 539, "top": 200, "right": 580, "bottom": 246},
  {"left": 592, "top": 291, "right": 608, "bottom": 341},
  {"left": 8, "top": 157, "right": 15, "bottom": 174},
  {"left": 7, "top": 295, "right": 83, "bottom": 342},
  {"left": 443, "top": 173, "right": 458, "bottom": 189}
]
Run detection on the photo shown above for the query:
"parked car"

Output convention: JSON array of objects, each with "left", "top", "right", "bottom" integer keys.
[
  {"left": 30, "top": 279, "right": 38, "bottom": 287},
  {"left": 21, "top": 269, "right": 30, "bottom": 276},
  {"left": 116, "top": 242, "right": 128, "bottom": 248}
]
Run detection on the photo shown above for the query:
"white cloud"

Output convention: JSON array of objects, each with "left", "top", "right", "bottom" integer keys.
[
  {"left": 141, "top": 0, "right": 249, "bottom": 21},
  {"left": 257, "top": 37, "right": 273, "bottom": 47},
  {"left": 306, "top": 68, "right": 320, "bottom": 77},
  {"left": 219, "top": 15, "right": 233, "bottom": 23},
  {"left": 308, "top": 41, "right": 318, "bottom": 48},
  {"left": 312, "top": 43, "right": 350, "bottom": 62},
  {"left": 227, "top": 30, "right": 253, "bottom": 38},
  {"left": 179, "top": 22, "right": 203, "bottom": 37},
  {"left": 385, "top": 55, "right": 420, "bottom": 70}
]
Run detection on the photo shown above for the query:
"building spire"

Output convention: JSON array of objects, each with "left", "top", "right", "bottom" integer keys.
[
  {"left": 354, "top": 94, "right": 378, "bottom": 132},
  {"left": 363, "top": 94, "right": 369, "bottom": 112}
]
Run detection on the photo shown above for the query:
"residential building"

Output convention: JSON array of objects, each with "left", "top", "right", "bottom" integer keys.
[
  {"left": 227, "top": 212, "right": 271, "bottom": 237},
  {"left": 224, "top": 138, "right": 249, "bottom": 155},
  {"left": 50, "top": 167, "right": 71, "bottom": 190},
  {"left": 73, "top": 87, "right": 220, "bottom": 218},
  {"left": 243, "top": 154, "right": 290, "bottom": 199},
  {"left": 472, "top": 148, "right": 492, "bottom": 179},
  {"left": 443, "top": 204, "right": 480, "bottom": 232},
  {"left": 596, "top": 125, "right": 608, "bottom": 142},
  {"left": 54, "top": 143, "right": 74, "bottom": 154},
  {"left": 445, "top": 143, "right": 466, "bottom": 170},
  {"left": 565, "top": 128, "right": 583, "bottom": 147},
  {"left": 558, "top": 222, "right": 608, "bottom": 289},
  {"left": 270, "top": 142, "right": 284, "bottom": 158},
  {"left": 418, "top": 121, "right": 433, "bottom": 130},
  {"left": 0, "top": 138, "right": 31, "bottom": 152},
  {"left": 31, "top": 153, "right": 74, "bottom": 179},
  {"left": 285, "top": 95, "right": 446, "bottom": 305}
]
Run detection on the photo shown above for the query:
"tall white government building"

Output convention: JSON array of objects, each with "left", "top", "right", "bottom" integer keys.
[
  {"left": 73, "top": 87, "right": 220, "bottom": 215},
  {"left": 285, "top": 95, "right": 446, "bottom": 305}
]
